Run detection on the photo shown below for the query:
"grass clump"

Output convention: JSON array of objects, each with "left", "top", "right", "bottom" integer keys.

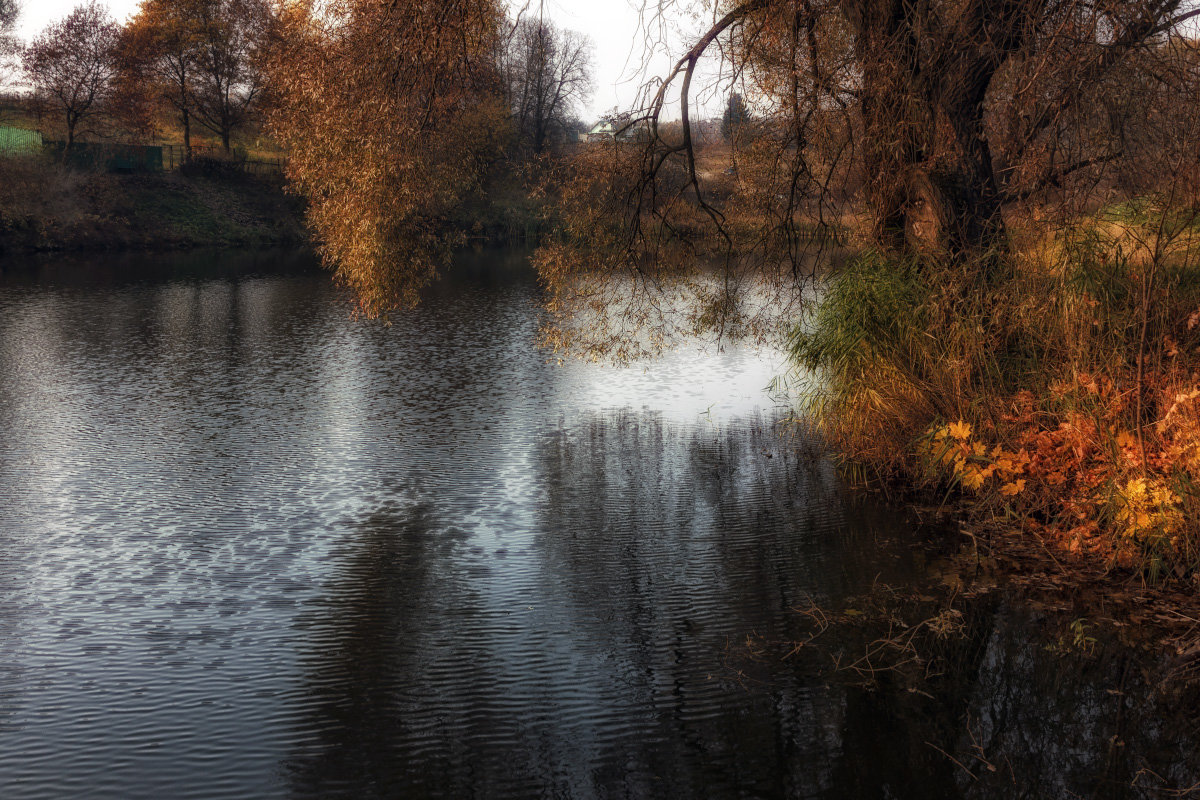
[{"left": 791, "top": 201, "right": 1200, "bottom": 584}]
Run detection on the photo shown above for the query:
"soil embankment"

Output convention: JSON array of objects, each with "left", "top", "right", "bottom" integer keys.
[{"left": 0, "top": 157, "right": 307, "bottom": 254}]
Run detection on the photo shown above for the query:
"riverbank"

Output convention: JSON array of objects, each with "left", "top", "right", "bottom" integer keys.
[
  {"left": 791, "top": 203, "right": 1200, "bottom": 591},
  {"left": 0, "top": 156, "right": 308, "bottom": 254}
]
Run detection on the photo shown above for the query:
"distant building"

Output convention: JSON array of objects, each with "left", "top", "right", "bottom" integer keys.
[
  {"left": 584, "top": 120, "right": 619, "bottom": 142},
  {"left": 582, "top": 116, "right": 651, "bottom": 143}
]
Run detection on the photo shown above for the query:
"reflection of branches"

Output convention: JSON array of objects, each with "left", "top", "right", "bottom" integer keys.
[{"left": 1133, "top": 767, "right": 1200, "bottom": 798}]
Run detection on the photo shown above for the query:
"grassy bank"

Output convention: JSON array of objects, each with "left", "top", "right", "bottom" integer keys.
[
  {"left": 791, "top": 201, "right": 1200, "bottom": 586},
  {"left": 0, "top": 156, "right": 307, "bottom": 254}
]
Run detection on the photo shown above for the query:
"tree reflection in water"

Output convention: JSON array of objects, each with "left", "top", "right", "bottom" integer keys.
[{"left": 282, "top": 408, "right": 1200, "bottom": 799}]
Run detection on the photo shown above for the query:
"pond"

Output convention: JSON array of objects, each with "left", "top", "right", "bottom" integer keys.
[{"left": 0, "top": 248, "right": 1196, "bottom": 798}]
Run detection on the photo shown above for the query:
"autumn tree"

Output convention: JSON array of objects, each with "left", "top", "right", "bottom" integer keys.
[
  {"left": 531, "top": 0, "right": 1200, "bottom": 358},
  {"left": 188, "top": 0, "right": 268, "bottom": 153},
  {"left": 23, "top": 1, "right": 120, "bottom": 151},
  {"left": 267, "top": 0, "right": 509, "bottom": 314},
  {"left": 501, "top": 15, "right": 592, "bottom": 155},
  {"left": 119, "top": 0, "right": 207, "bottom": 156},
  {"left": 119, "top": 0, "right": 267, "bottom": 155}
]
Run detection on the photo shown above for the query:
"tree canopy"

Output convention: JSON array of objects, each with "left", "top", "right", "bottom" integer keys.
[
  {"left": 267, "top": 0, "right": 510, "bottom": 314},
  {"left": 263, "top": 0, "right": 1200, "bottom": 360},
  {"left": 121, "top": 0, "right": 267, "bottom": 154}
]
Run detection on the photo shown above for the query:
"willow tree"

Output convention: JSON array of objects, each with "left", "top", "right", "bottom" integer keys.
[
  {"left": 267, "top": 0, "right": 509, "bottom": 314},
  {"left": 535, "top": 0, "right": 1200, "bottom": 358}
]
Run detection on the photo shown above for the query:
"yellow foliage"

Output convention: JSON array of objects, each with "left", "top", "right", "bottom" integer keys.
[
  {"left": 948, "top": 420, "right": 972, "bottom": 440},
  {"left": 1116, "top": 477, "right": 1182, "bottom": 541},
  {"left": 923, "top": 421, "right": 1027, "bottom": 495},
  {"left": 1000, "top": 479, "right": 1026, "bottom": 496}
]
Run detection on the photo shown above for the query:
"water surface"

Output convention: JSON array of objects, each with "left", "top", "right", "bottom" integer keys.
[{"left": 0, "top": 249, "right": 1196, "bottom": 798}]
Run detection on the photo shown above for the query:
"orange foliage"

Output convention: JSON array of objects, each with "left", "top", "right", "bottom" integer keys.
[{"left": 925, "top": 368, "right": 1200, "bottom": 579}]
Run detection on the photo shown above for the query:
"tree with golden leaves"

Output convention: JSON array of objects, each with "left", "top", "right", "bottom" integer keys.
[
  {"left": 119, "top": 0, "right": 206, "bottom": 155},
  {"left": 267, "top": 0, "right": 509, "bottom": 314},
  {"left": 121, "top": 0, "right": 267, "bottom": 155}
]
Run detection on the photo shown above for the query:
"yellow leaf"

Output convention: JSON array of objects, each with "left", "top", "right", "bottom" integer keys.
[
  {"left": 961, "top": 469, "right": 986, "bottom": 490},
  {"left": 948, "top": 420, "right": 972, "bottom": 441},
  {"left": 1000, "top": 479, "right": 1026, "bottom": 496}
]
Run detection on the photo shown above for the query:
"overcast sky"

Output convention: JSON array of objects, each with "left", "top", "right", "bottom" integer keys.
[{"left": 12, "top": 0, "right": 715, "bottom": 120}]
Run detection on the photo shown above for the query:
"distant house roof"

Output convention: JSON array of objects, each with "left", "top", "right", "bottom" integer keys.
[
  {"left": 587, "top": 120, "right": 619, "bottom": 138},
  {"left": 586, "top": 117, "right": 648, "bottom": 142}
]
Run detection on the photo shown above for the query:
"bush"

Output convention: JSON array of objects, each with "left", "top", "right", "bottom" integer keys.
[{"left": 790, "top": 203, "right": 1200, "bottom": 583}]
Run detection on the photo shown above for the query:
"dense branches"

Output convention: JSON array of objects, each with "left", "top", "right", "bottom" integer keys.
[
  {"left": 267, "top": 0, "right": 509, "bottom": 314},
  {"left": 23, "top": 2, "right": 120, "bottom": 150},
  {"left": 121, "top": 0, "right": 267, "bottom": 155},
  {"left": 533, "top": 0, "right": 1200, "bottom": 357},
  {"left": 120, "top": 0, "right": 205, "bottom": 154},
  {"left": 500, "top": 16, "right": 593, "bottom": 155},
  {"left": 187, "top": 0, "right": 267, "bottom": 153},
  {"left": 0, "top": 1, "right": 18, "bottom": 86}
]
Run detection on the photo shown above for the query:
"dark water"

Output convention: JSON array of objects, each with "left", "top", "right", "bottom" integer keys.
[{"left": 0, "top": 249, "right": 1197, "bottom": 799}]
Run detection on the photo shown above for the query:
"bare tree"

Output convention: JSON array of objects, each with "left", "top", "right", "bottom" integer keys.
[
  {"left": 501, "top": 15, "right": 592, "bottom": 155},
  {"left": 23, "top": 2, "right": 120, "bottom": 151},
  {"left": 0, "top": 1, "right": 20, "bottom": 88},
  {"left": 0, "top": 1, "right": 17, "bottom": 46}
]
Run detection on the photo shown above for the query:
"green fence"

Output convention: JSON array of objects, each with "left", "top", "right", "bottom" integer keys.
[
  {"left": 44, "top": 141, "right": 165, "bottom": 173},
  {"left": 7, "top": 133, "right": 284, "bottom": 176},
  {"left": 0, "top": 126, "right": 42, "bottom": 154}
]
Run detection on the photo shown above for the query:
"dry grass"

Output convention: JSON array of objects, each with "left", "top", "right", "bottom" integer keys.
[{"left": 792, "top": 200, "right": 1200, "bottom": 584}]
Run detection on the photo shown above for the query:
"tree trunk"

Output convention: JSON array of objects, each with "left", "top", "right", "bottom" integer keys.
[
  {"left": 843, "top": 0, "right": 926, "bottom": 253},
  {"left": 183, "top": 109, "right": 192, "bottom": 161},
  {"left": 921, "top": 130, "right": 1005, "bottom": 259},
  {"left": 843, "top": 0, "right": 1009, "bottom": 264}
]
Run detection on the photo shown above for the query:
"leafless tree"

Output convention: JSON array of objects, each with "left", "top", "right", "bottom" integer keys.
[
  {"left": 23, "top": 1, "right": 120, "bottom": 150},
  {"left": 189, "top": 0, "right": 269, "bottom": 153},
  {"left": 0, "top": 1, "right": 19, "bottom": 88},
  {"left": 501, "top": 15, "right": 592, "bottom": 155}
]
